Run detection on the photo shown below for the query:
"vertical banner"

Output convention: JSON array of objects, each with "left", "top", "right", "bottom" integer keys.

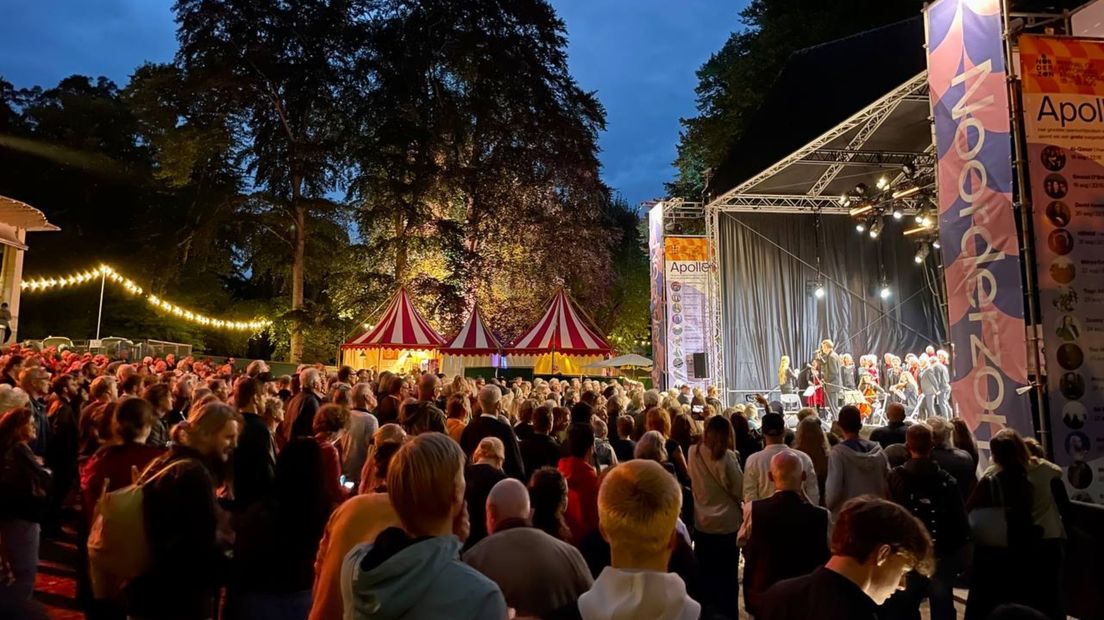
[
  {"left": 664, "top": 236, "right": 712, "bottom": 390},
  {"left": 648, "top": 203, "right": 667, "bottom": 389},
  {"left": 1020, "top": 35, "right": 1104, "bottom": 503},
  {"left": 925, "top": 0, "right": 1032, "bottom": 446}
]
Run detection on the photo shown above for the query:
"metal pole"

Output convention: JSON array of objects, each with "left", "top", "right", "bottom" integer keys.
[
  {"left": 1002, "top": 0, "right": 1051, "bottom": 454},
  {"left": 95, "top": 269, "right": 105, "bottom": 341}
]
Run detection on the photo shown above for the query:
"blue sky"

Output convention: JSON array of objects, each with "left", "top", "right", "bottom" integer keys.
[{"left": 0, "top": 0, "right": 743, "bottom": 207}]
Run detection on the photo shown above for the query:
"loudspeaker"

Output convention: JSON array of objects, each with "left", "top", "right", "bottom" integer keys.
[{"left": 691, "top": 352, "right": 708, "bottom": 379}]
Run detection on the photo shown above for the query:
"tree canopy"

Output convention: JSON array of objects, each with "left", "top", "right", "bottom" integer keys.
[{"left": 0, "top": 0, "right": 650, "bottom": 363}]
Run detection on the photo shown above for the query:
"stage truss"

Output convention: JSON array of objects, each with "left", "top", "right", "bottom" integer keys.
[{"left": 700, "top": 71, "right": 935, "bottom": 399}]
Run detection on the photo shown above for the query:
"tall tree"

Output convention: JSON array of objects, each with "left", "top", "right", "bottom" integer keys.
[
  {"left": 172, "top": 0, "right": 353, "bottom": 362},
  {"left": 669, "top": 0, "right": 926, "bottom": 198}
]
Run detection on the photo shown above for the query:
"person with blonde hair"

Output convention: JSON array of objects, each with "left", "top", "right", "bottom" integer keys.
[
  {"left": 342, "top": 433, "right": 506, "bottom": 619},
  {"left": 563, "top": 459, "right": 700, "bottom": 619},
  {"left": 793, "top": 416, "right": 830, "bottom": 503},
  {"left": 778, "top": 355, "right": 797, "bottom": 394}
]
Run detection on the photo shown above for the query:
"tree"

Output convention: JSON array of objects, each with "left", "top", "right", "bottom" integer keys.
[
  {"left": 669, "top": 0, "right": 926, "bottom": 198},
  {"left": 172, "top": 0, "right": 354, "bottom": 362}
]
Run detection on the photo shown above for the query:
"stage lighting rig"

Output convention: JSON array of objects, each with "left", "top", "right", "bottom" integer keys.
[
  {"left": 914, "top": 244, "right": 931, "bottom": 264},
  {"left": 879, "top": 282, "right": 891, "bottom": 299},
  {"left": 869, "top": 219, "right": 883, "bottom": 239}
]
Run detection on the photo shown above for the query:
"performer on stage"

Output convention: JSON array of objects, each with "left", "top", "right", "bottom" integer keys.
[
  {"left": 778, "top": 355, "right": 798, "bottom": 395},
  {"left": 890, "top": 369, "right": 919, "bottom": 412},
  {"left": 815, "top": 340, "right": 842, "bottom": 417},
  {"left": 882, "top": 353, "right": 900, "bottom": 391},
  {"left": 840, "top": 354, "right": 857, "bottom": 390},
  {"left": 917, "top": 355, "right": 941, "bottom": 419},
  {"left": 935, "top": 349, "right": 952, "bottom": 415}
]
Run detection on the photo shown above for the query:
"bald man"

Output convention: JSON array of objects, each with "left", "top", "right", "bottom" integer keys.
[
  {"left": 463, "top": 479, "right": 592, "bottom": 617},
  {"left": 739, "top": 449, "right": 831, "bottom": 617}
]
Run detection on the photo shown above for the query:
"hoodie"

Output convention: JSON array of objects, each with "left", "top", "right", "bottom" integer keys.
[
  {"left": 825, "top": 438, "right": 889, "bottom": 515},
  {"left": 341, "top": 527, "right": 506, "bottom": 620},
  {"left": 577, "top": 567, "right": 700, "bottom": 620}
]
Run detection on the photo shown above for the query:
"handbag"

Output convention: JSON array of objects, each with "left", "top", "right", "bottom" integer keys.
[{"left": 968, "top": 474, "right": 1008, "bottom": 548}]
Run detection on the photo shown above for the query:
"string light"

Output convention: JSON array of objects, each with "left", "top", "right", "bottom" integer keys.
[{"left": 21, "top": 264, "right": 269, "bottom": 332}]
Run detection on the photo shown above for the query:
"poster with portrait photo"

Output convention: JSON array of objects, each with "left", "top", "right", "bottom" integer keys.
[{"left": 1022, "top": 35, "right": 1104, "bottom": 503}]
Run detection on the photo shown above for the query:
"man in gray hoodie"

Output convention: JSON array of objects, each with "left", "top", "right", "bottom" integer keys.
[
  {"left": 341, "top": 433, "right": 507, "bottom": 619},
  {"left": 825, "top": 405, "right": 889, "bottom": 517}
]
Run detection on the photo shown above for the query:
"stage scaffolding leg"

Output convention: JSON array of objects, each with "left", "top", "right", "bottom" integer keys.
[{"left": 705, "top": 203, "right": 727, "bottom": 406}]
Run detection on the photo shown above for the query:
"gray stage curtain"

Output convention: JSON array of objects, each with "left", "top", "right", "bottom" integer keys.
[{"left": 718, "top": 212, "right": 945, "bottom": 391}]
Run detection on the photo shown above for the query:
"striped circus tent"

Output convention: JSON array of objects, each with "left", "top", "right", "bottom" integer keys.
[
  {"left": 340, "top": 287, "right": 445, "bottom": 371},
  {"left": 441, "top": 303, "right": 503, "bottom": 376},
  {"left": 442, "top": 303, "right": 502, "bottom": 355},
  {"left": 508, "top": 288, "right": 612, "bottom": 374}
]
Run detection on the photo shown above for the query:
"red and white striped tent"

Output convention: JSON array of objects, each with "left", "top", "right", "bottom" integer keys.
[
  {"left": 440, "top": 303, "right": 502, "bottom": 375},
  {"left": 340, "top": 287, "right": 446, "bottom": 371},
  {"left": 507, "top": 288, "right": 612, "bottom": 374}
]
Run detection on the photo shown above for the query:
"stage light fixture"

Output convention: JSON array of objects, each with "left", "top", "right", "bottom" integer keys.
[
  {"left": 849, "top": 203, "right": 874, "bottom": 217},
  {"left": 915, "top": 244, "right": 931, "bottom": 264},
  {"left": 879, "top": 285, "right": 891, "bottom": 299},
  {"left": 932, "top": 240, "right": 941, "bottom": 250},
  {"left": 915, "top": 214, "right": 925, "bottom": 224},
  {"left": 856, "top": 222, "right": 866, "bottom": 233},
  {"left": 869, "top": 219, "right": 883, "bottom": 239},
  {"left": 876, "top": 177, "right": 889, "bottom": 190},
  {"left": 892, "top": 208, "right": 903, "bottom": 220},
  {"left": 854, "top": 183, "right": 869, "bottom": 196},
  {"left": 815, "top": 285, "right": 825, "bottom": 299},
  {"left": 892, "top": 186, "right": 920, "bottom": 199}
]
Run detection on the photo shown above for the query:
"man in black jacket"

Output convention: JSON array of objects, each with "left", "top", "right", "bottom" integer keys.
[
  {"left": 870, "top": 402, "right": 911, "bottom": 449},
  {"left": 927, "top": 417, "right": 977, "bottom": 503},
  {"left": 883, "top": 423, "right": 968, "bottom": 620},
  {"left": 738, "top": 449, "right": 830, "bottom": 617},
  {"left": 284, "top": 368, "right": 324, "bottom": 442},
  {"left": 232, "top": 378, "right": 276, "bottom": 510},
  {"left": 460, "top": 385, "right": 524, "bottom": 480},
  {"left": 520, "top": 405, "right": 560, "bottom": 479}
]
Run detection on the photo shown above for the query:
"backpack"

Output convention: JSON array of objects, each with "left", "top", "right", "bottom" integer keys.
[
  {"left": 894, "top": 466, "right": 966, "bottom": 555},
  {"left": 87, "top": 459, "right": 188, "bottom": 598}
]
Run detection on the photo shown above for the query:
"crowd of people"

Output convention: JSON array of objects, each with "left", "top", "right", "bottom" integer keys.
[
  {"left": 779, "top": 341, "right": 954, "bottom": 420},
  {"left": 0, "top": 342, "right": 1075, "bottom": 619}
]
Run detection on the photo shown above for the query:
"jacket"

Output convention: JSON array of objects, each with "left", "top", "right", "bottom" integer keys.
[
  {"left": 341, "top": 528, "right": 507, "bottom": 620},
  {"left": 520, "top": 433, "right": 562, "bottom": 479},
  {"left": 284, "top": 390, "right": 323, "bottom": 442},
  {"left": 342, "top": 409, "right": 378, "bottom": 483},
  {"left": 738, "top": 490, "right": 830, "bottom": 616},
  {"left": 460, "top": 415, "right": 525, "bottom": 480},
  {"left": 869, "top": 421, "right": 910, "bottom": 449},
  {"left": 576, "top": 566, "right": 700, "bottom": 620},
  {"left": 558, "top": 456, "right": 600, "bottom": 544},
  {"left": 463, "top": 463, "right": 507, "bottom": 551},
  {"left": 233, "top": 411, "right": 276, "bottom": 510},
  {"left": 888, "top": 458, "right": 968, "bottom": 557},
  {"left": 825, "top": 439, "right": 888, "bottom": 515},
  {"left": 462, "top": 520, "right": 592, "bottom": 617},
  {"left": 931, "top": 444, "right": 977, "bottom": 502},
  {"left": 309, "top": 493, "right": 400, "bottom": 620},
  {"left": 0, "top": 442, "right": 51, "bottom": 522}
]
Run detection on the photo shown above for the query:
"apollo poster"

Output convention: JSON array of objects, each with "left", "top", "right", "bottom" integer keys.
[
  {"left": 925, "top": 0, "right": 1032, "bottom": 449},
  {"left": 664, "top": 236, "right": 712, "bottom": 390},
  {"left": 1020, "top": 35, "right": 1104, "bottom": 504},
  {"left": 648, "top": 203, "right": 666, "bottom": 389}
]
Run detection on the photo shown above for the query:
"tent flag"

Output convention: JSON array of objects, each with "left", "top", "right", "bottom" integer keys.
[
  {"left": 341, "top": 287, "right": 445, "bottom": 350},
  {"left": 509, "top": 288, "right": 612, "bottom": 355},
  {"left": 442, "top": 303, "right": 502, "bottom": 355}
]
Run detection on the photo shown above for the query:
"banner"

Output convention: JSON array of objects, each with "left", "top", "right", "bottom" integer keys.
[
  {"left": 648, "top": 203, "right": 667, "bottom": 389},
  {"left": 664, "top": 236, "right": 712, "bottom": 389},
  {"left": 1020, "top": 35, "right": 1104, "bottom": 504},
  {"left": 925, "top": 0, "right": 1032, "bottom": 447}
]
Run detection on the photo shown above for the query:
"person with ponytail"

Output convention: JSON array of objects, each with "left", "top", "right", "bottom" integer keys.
[{"left": 124, "top": 402, "right": 241, "bottom": 620}]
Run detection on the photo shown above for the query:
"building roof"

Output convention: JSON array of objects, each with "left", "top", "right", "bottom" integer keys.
[{"left": 0, "top": 195, "right": 59, "bottom": 232}]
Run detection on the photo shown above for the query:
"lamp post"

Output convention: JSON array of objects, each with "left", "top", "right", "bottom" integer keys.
[{"left": 95, "top": 267, "right": 106, "bottom": 341}]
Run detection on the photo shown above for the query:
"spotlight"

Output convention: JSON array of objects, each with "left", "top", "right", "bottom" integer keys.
[
  {"left": 902, "top": 163, "right": 914, "bottom": 177},
  {"left": 856, "top": 222, "right": 866, "bottom": 233},
  {"left": 920, "top": 215, "right": 932, "bottom": 227},
  {"left": 869, "top": 219, "right": 883, "bottom": 239},
  {"left": 915, "top": 244, "right": 931, "bottom": 264},
  {"left": 815, "top": 285, "right": 825, "bottom": 299},
  {"left": 854, "top": 183, "right": 869, "bottom": 196},
  {"left": 876, "top": 177, "right": 889, "bottom": 190},
  {"left": 932, "top": 240, "right": 941, "bottom": 250},
  {"left": 880, "top": 285, "right": 891, "bottom": 299},
  {"left": 915, "top": 214, "right": 925, "bottom": 224},
  {"left": 893, "top": 209, "right": 903, "bottom": 220}
]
